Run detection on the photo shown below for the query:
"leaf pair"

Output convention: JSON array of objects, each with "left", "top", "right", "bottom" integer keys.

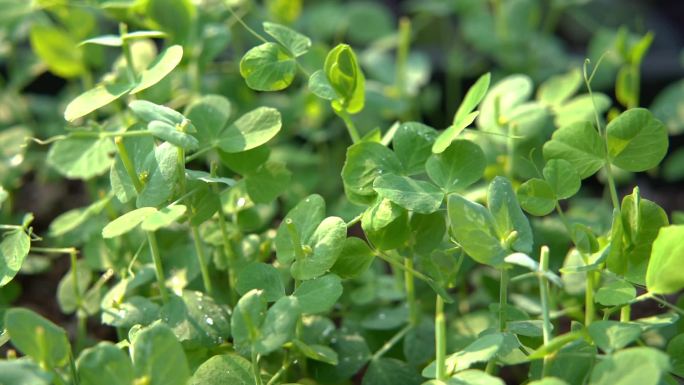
[
  {"left": 448, "top": 177, "right": 533, "bottom": 266},
  {"left": 65, "top": 45, "right": 184, "bottom": 122},
  {"left": 543, "top": 108, "right": 668, "bottom": 178},
  {"left": 517, "top": 159, "right": 581, "bottom": 216},
  {"left": 240, "top": 22, "right": 312, "bottom": 91},
  {"left": 274, "top": 194, "right": 346, "bottom": 280}
]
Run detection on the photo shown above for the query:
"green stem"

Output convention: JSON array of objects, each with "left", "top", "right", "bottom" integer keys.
[
  {"left": 405, "top": 257, "right": 419, "bottom": 327},
  {"left": 335, "top": 109, "right": 361, "bottom": 143},
  {"left": 252, "top": 351, "right": 263, "bottom": 385},
  {"left": 119, "top": 23, "right": 138, "bottom": 84},
  {"left": 620, "top": 305, "right": 631, "bottom": 322},
  {"left": 30, "top": 247, "right": 77, "bottom": 254},
  {"left": 376, "top": 250, "right": 433, "bottom": 284},
  {"left": 435, "top": 295, "right": 447, "bottom": 381},
  {"left": 191, "top": 225, "right": 213, "bottom": 297},
  {"left": 585, "top": 268, "right": 595, "bottom": 326},
  {"left": 146, "top": 232, "right": 169, "bottom": 304},
  {"left": 603, "top": 161, "right": 620, "bottom": 210},
  {"left": 115, "top": 137, "right": 143, "bottom": 193},
  {"left": 395, "top": 17, "right": 411, "bottom": 99},
  {"left": 371, "top": 324, "right": 412, "bottom": 361},
  {"left": 538, "top": 246, "right": 553, "bottom": 378},
  {"left": 499, "top": 268, "right": 509, "bottom": 332},
  {"left": 217, "top": 206, "right": 238, "bottom": 305}
]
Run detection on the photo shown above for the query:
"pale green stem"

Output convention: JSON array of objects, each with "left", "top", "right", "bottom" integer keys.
[
  {"left": 115, "top": 137, "right": 143, "bottom": 193},
  {"left": 395, "top": 17, "right": 411, "bottom": 98},
  {"left": 405, "top": 257, "right": 419, "bottom": 326},
  {"left": 435, "top": 295, "right": 447, "bottom": 381},
  {"left": 335, "top": 109, "right": 361, "bottom": 143},
  {"left": 371, "top": 324, "right": 412, "bottom": 361},
  {"left": 538, "top": 246, "right": 553, "bottom": 378},
  {"left": 119, "top": 23, "right": 137, "bottom": 84},
  {"left": 252, "top": 350, "right": 263, "bottom": 385},
  {"left": 191, "top": 225, "right": 213, "bottom": 297},
  {"left": 146, "top": 232, "right": 169, "bottom": 304}
]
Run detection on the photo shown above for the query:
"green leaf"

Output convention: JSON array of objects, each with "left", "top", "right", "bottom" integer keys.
[
  {"left": 0, "top": 229, "right": 30, "bottom": 286},
  {"left": 605, "top": 108, "right": 668, "bottom": 172},
  {"left": 650, "top": 78, "right": 684, "bottom": 135},
  {"left": 57, "top": 261, "right": 91, "bottom": 314},
  {"left": 361, "top": 197, "right": 403, "bottom": 232},
  {"left": 77, "top": 342, "right": 134, "bottom": 385},
  {"left": 432, "top": 111, "right": 479, "bottom": 154},
  {"left": 291, "top": 217, "right": 347, "bottom": 280},
  {"left": 64, "top": 81, "right": 133, "bottom": 122},
  {"left": 542, "top": 159, "right": 581, "bottom": 200},
  {"left": 292, "top": 274, "right": 343, "bottom": 314},
  {"left": 487, "top": 176, "right": 533, "bottom": 253},
  {"left": 146, "top": 0, "right": 195, "bottom": 44},
  {"left": 609, "top": 192, "right": 668, "bottom": 284},
  {"left": 263, "top": 22, "right": 311, "bottom": 57},
  {"left": 137, "top": 142, "right": 178, "bottom": 208},
  {"left": 102, "top": 207, "right": 158, "bottom": 238},
  {"left": 245, "top": 161, "right": 291, "bottom": 204},
  {"left": 240, "top": 43, "right": 296, "bottom": 91},
  {"left": 79, "top": 35, "right": 123, "bottom": 47},
  {"left": 218, "top": 146, "right": 269, "bottom": 175},
  {"left": 0, "top": 359, "right": 52, "bottom": 385},
  {"left": 255, "top": 296, "right": 301, "bottom": 355},
  {"left": 554, "top": 93, "right": 611, "bottom": 128},
  {"left": 308, "top": 70, "right": 336, "bottom": 100},
  {"left": 588, "top": 347, "right": 669, "bottom": 385},
  {"left": 131, "top": 323, "right": 190, "bottom": 385},
  {"left": 646, "top": 225, "right": 684, "bottom": 294},
  {"left": 4, "top": 308, "right": 70, "bottom": 367},
  {"left": 478, "top": 74, "right": 533, "bottom": 131},
  {"left": 101, "top": 296, "right": 160, "bottom": 329},
  {"left": 517, "top": 178, "right": 555, "bottom": 216},
  {"left": 30, "top": 24, "right": 84, "bottom": 78},
  {"left": 392, "top": 122, "right": 437, "bottom": 175},
  {"left": 160, "top": 291, "right": 231, "bottom": 348},
  {"left": 275, "top": 194, "right": 326, "bottom": 264},
  {"left": 595, "top": 280, "right": 636, "bottom": 306},
  {"left": 528, "top": 378, "right": 569, "bottom": 385},
  {"left": 667, "top": 334, "right": 684, "bottom": 377},
  {"left": 447, "top": 194, "right": 506, "bottom": 266},
  {"left": 130, "top": 45, "right": 184, "bottom": 94},
  {"left": 447, "top": 369, "right": 505, "bottom": 385},
  {"left": 423, "top": 333, "right": 504, "bottom": 378},
  {"left": 47, "top": 136, "right": 115, "bottom": 179},
  {"left": 330, "top": 237, "right": 374, "bottom": 279},
  {"left": 537, "top": 69, "right": 582, "bottom": 106},
  {"left": 147, "top": 120, "right": 199, "bottom": 150},
  {"left": 453, "top": 72, "right": 491, "bottom": 127},
  {"left": 341, "top": 142, "right": 402, "bottom": 205},
  {"left": 189, "top": 354, "right": 254, "bottom": 385},
  {"left": 373, "top": 173, "right": 443, "bottom": 214},
  {"left": 217, "top": 107, "right": 282, "bottom": 153},
  {"left": 364, "top": 209, "right": 410, "bottom": 251},
  {"left": 362, "top": 358, "right": 423, "bottom": 385},
  {"left": 110, "top": 135, "right": 155, "bottom": 203},
  {"left": 587, "top": 321, "right": 642, "bottom": 353},
  {"left": 236, "top": 262, "right": 285, "bottom": 302},
  {"left": 130, "top": 100, "right": 186, "bottom": 126},
  {"left": 185, "top": 95, "right": 232, "bottom": 147},
  {"left": 426, "top": 139, "right": 485, "bottom": 192},
  {"left": 231, "top": 289, "right": 267, "bottom": 354},
  {"left": 324, "top": 44, "right": 365, "bottom": 114},
  {"left": 293, "top": 340, "right": 338, "bottom": 365},
  {"left": 140, "top": 205, "right": 186, "bottom": 232},
  {"left": 543, "top": 121, "right": 606, "bottom": 179}
]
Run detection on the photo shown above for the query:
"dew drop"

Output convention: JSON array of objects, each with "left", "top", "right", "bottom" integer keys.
[{"left": 205, "top": 317, "right": 214, "bottom": 326}]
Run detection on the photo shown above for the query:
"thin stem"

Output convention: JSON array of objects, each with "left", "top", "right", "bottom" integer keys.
[
  {"left": 603, "top": 161, "right": 620, "bottom": 210},
  {"left": 191, "top": 225, "right": 213, "bottom": 296},
  {"left": 185, "top": 145, "right": 215, "bottom": 162},
  {"left": 538, "top": 246, "right": 553, "bottom": 378},
  {"left": 30, "top": 247, "right": 77, "bottom": 254},
  {"left": 620, "top": 305, "right": 631, "bottom": 322},
  {"left": 146, "top": 232, "right": 169, "bottom": 304},
  {"left": 115, "top": 137, "right": 143, "bottom": 193},
  {"left": 227, "top": 6, "right": 270, "bottom": 44},
  {"left": 375, "top": 250, "right": 433, "bottom": 284},
  {"left": 404, "top": 257, "right": 419, "bottom": 326},
  {"left": 499, "top": 268, "right": 509, "bottom": 332},
  {"left": 435, "top": 295, "right": 447, "bottom": 381},
  {"left": 252, "top": 351, "right": 263, "bottom": 385},
  {"left": 395, "top": 17, "right": 411, "bottom": 98},
  {"left": 119, "top": 23, "right": 138, "bottom": 84},
  {"left": 585, "top": 269, "right": 595, "bottom": 326},
  {"left": 217, "top": 202, "right": 238, "bottom": 305},
  {"left": 650, "top": 295, "right": 684, "bottom": 315},
  {"left": 266, "top": 358, "right": 291, "bottom": 385},
  {"left": 335, "top": 109, "right": 361, "bottom": 143},
  {"left": 371, "top": 324, "right": 412, "bottom": 361}
]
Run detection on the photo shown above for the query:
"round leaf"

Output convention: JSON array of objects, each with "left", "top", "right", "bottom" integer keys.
[
  {"left": 646, "top": 225, "right": 684, "bottom": 294},
  {"left": 0, "top": 229, "right": 30, "bottom": 286},
  {"left": 542, "top": 159, "right": 581, "bottom": 200},
  {"left": 132, "top": 323, "right": 190, "bottom": 385},
  {"left": 240, "top": 42, "right": 297, "bottom": 91},
  {"left": 236, "top": 262, "right": 285, "bottom": 302},
  {"left": 517, "top": 178, "right": 556, "bottom": 216},
  {"left": 291, "top": 217, "right": 347, "bottom": 280},
  {"left": 218, "top": 107, "right": 282, "bottom": 153},
  {"left": 606, "top": 108, "right": 668, "bottom": 172},
  {"left": 292, "top": 274, "right": 343, "bottom": 314},
  {"left": 102, "top": 207, "right": 158, "bottom": 238},
  {"left": 426, "top": 139, "right": 485, "bottom": 192},
  {"left": 189, "top": 354, "right": 254, "bottom": 385},
  {"left": 543, "top": 121, "right": 606, "bottom": 179},
  {"left": 77, "top": 342, "right": 134, "bottom": 385}
]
